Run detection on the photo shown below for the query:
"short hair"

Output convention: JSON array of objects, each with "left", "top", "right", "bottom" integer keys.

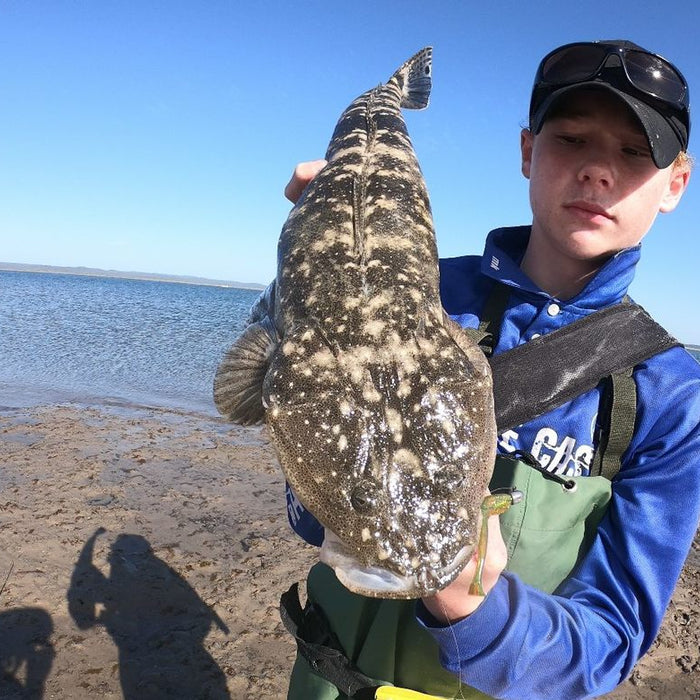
[{"left": 674, "top": 150, "right": 693, "bottom": 172}]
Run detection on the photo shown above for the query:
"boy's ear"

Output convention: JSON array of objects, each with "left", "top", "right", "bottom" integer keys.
[
  {"left": 521, "top": 128, "right": 533, "bottom": 179},
  {"left": 660, "top": 163, "right": 691, "bottom": 214}
]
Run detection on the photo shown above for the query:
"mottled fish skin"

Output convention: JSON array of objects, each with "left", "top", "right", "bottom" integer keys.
[{"left": 215, "top": 48, "right": 496, "bottom": 598}]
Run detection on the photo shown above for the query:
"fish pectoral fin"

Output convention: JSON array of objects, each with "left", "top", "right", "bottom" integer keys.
[{"left": 213, "top": 315, "right": 279, "bottom": 425}]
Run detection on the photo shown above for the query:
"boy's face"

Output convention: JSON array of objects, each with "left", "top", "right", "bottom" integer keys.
[{"left": 521, "top": 89, "right": 689, "bottom": 270}]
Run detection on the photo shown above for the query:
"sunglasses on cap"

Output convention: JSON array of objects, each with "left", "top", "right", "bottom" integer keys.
[
  {"left": 533, "top": 41, "right": 689, "bottom": 124},
  {"left": 529, "top": 40, "right": 690, "bottom": 166}
]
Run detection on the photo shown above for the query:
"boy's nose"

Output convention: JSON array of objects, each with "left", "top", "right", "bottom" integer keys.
[{"left": 577, "top": 155, "right": 614, "bottom": 188}]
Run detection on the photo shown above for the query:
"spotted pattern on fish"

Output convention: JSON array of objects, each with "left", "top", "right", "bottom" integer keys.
[{"left": 215, "top": 48, "right": 496, "bottom": 597}]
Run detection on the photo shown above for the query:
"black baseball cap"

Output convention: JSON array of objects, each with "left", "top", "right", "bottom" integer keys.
[{"left": 529, "top": 40, "right": 691, "bottom": 168}]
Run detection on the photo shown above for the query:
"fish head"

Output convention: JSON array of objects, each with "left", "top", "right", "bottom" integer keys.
[{"left": 321, "top": 380, "right": 496, "bottom": 598}]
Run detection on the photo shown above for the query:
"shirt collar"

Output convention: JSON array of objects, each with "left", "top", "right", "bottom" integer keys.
[{"left": 481, "top": 226, "right": 641, "bottom": 310}]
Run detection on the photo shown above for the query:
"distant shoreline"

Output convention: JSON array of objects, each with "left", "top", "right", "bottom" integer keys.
[{"left": 0, "top": 262, "right": 265, "bottom": 291}]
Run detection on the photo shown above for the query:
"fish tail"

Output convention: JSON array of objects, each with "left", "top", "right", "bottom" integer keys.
[{"left": 390, "top": 46, "right": 432, "bottom": 110}]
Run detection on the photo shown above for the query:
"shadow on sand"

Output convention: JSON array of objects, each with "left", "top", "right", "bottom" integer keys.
[
  {"left": 0, "top": 605, "right": 54, "bottom": 698},
  {"left": 68, "top": 528, "right": 230, "bottom": 699}
]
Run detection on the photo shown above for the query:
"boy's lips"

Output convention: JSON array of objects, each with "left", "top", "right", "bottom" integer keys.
[{"left": 564, "top": 200, "right": 615, "bottom": 222}]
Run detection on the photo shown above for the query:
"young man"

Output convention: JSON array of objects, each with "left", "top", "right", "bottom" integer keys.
[{"left": 283, "top": 40, "right": 700, "bottom": 698}]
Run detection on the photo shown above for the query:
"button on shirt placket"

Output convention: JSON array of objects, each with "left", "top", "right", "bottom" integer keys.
[{"left": 527, "top": 301, "right": 561, "bottom": 342}]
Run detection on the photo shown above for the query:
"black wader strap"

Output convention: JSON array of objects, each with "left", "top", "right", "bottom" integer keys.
[
  {"left": 280, "top": 583, "right": 379, "bottom": 699},
  {"left": 590, "top": 368, "right": 637, "bottom": 479},
  {"left": 461, "top": 281, "right": 511, "bottom": 357},
  {"left": 490, "top": 302, "right": 679, "bottom": 437}
]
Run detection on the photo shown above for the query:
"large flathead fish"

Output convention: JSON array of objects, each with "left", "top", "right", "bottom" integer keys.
[{"left": 215, "top": 48, "right": 496, "bottom": 598}]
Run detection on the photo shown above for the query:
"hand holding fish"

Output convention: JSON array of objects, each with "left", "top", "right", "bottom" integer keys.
[
  {"left": 284, "top": 159, "right": 327, "bottom": 203},
  {"left": 422, "top": 513, "right": 507, "bottom": 622}
]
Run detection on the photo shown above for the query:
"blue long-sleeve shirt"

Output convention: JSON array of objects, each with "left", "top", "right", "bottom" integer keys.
[{"left": 287, "top": 226, "right": 700, "bottom": 698}]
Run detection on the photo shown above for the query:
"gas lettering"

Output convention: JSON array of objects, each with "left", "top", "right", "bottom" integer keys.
[{"left": 531, "top": 427, "right": 593, "bottom": 476}]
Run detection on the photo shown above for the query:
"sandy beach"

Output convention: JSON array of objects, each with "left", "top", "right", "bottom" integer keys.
[{"left": 0, "top": 402, "right": 697, "bottom": 699}]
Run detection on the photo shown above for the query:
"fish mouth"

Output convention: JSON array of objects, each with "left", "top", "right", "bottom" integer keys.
[{"left": 319, "top": 530, "right": 472, "bottom": 599}]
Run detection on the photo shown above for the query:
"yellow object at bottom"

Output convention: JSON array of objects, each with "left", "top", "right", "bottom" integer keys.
[{"left": 375, "top": 686, "right": 449, "bottom": 700}]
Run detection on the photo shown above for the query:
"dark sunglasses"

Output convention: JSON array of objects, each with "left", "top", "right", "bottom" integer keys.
[{"left": 536, "top": 42, "right": 689, "bottom": 111}]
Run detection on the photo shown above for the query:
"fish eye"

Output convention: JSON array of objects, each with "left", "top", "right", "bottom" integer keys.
[{"left": 350, "top": 481, "right": 378, "bottom": 514}]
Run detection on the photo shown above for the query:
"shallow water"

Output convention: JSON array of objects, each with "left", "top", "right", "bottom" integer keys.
[
  {"left": 0, "top": 270, "right": 260, "bottom": 415},
  {"left": 2, "top": 270, "right": 698, "bottom": 416}
]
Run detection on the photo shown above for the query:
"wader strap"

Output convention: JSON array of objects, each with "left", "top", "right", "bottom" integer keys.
[
  {"left": 590, "top": 368, "right": 637, "bottom": 479},
  {"left": 280, "top": 583, "right": 379, "bottom": 699},
  {"left": 461, "top": 282, "right": 511, "bottom": 357},
  {"left": 490, "top": 302, "right": 679, "bottom": 436}
]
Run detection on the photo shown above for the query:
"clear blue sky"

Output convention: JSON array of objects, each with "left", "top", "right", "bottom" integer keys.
[{"left": 1, "top": 2, "right": 698, "bottom": 341}]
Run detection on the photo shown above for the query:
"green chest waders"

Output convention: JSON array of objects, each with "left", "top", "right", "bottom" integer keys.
[
  {"left": 285, "top": 453, "right": 613, "bottom": 700},
  {"left": 283, "top": 285, "right": 681, "bottom": 699}
]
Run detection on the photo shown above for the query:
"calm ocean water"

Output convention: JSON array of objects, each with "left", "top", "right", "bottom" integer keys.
[
  {"left": 2, "top": 270, "right": 699, "bottom": 416},
  {"left": 0, "top": 270, "right": 261, "bottom": 415}
]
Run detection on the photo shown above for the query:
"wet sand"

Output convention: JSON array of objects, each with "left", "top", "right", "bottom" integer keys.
[{"left": 0, "top": 402, "right": 697, "bottom": 699}]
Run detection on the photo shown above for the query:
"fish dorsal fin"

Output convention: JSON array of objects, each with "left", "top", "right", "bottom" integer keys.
[{"left": 391, "top": 46, "right": 432, "bottom": 110}]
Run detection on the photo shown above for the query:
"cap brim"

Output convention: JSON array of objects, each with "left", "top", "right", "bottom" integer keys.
[{"left": 531, "top": 82, "right": 683, "bottom": 168}]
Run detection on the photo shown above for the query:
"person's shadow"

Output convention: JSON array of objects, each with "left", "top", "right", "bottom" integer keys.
[
  {"left": 68, "top": 528, "right": 230, "bottom": 699},
  {"left": 0, "top": 606, "right": 54, "bottom": 698}
]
